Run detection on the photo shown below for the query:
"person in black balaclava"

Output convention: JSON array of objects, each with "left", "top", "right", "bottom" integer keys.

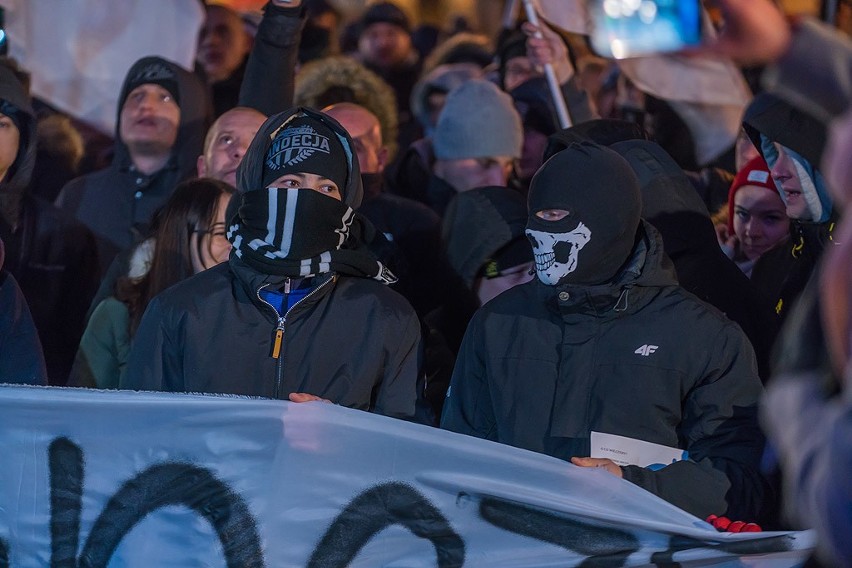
[
  {"left": 442, "top": 142, "right": 770, "bottom": 523},
  {"left": 122, "top": 107, "right": 427, "bottom": 423}
]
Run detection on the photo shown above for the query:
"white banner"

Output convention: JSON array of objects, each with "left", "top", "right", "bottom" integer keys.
[
  {"left": 0, "top": 0, "right": 204, "bottom": 134},
  {"left": 0, "top": 385, "right": 813, "bottom": 567}
]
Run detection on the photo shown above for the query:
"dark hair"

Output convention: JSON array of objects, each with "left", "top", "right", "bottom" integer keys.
[{"left": 117, "top": 178, "right": 235, "bottom": 334}]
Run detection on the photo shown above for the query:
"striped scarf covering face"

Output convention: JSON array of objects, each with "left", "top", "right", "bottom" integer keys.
[{"left": 228, "top": 188, "right": 395, "bottom": 283}]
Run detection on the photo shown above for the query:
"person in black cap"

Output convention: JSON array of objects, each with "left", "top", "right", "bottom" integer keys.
[
  {"left": 442, "top": 142, "right": 768, "bottom": 522},
  {"left": 56, "top": 56, "right": 209, "bottom": 273},
  {"left": 122, "top": 107, "right": 426, "bottom": 422},
  {"left": 352, "top": 2, "right": 421, "bottom": 146},
  {"left": 424, "top": 185, "right": 534, "bottom": 420}
]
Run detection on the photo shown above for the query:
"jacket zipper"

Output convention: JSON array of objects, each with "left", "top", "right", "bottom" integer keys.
[{"left": 255, "top": 277, "right": 335, "bottom": 399}]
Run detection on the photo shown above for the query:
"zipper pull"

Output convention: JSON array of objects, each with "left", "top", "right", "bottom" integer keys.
[
  {"left": 271, "top": 320, "right": 285, "bottom": 359},
  {"left": 284, "top": 277, "right": 291, "bottom": 294}
]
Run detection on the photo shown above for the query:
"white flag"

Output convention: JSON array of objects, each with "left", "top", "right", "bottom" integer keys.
[
  {"left": 0, "top": 0, "right": 204, "bottom": 135},
  {"left": 531, "top": 0, "right": 592, "bottom": 35}
]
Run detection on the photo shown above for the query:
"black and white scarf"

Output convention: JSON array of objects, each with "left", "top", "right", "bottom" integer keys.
[{"left": 228, "top": 188, "right": 396, "bottom": 283}]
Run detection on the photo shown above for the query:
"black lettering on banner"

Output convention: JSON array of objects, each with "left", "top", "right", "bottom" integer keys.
[
  {"left": 478, "top": 497, "right": 640, "bottom": 567},
  {"left": 46, "top": 437, "right": 264, "bottom": 568},
  {"left": 49, "top": 438, "right": 84, "bottom": 568},
  {"left": 307, "top": 481, "right": 465, "bottom": 568}
]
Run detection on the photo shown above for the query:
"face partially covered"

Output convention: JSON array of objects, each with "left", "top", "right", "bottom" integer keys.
[
  {"left": 526, "top": 220, "right": 592, "bottom": 286},
  {"left": 475, "top": 261, "right": 534, "bottom": 305},
  {"left": 503, "top": 56, "right": 539, "bottom": 92},
  {"left": 267, "top": 172, "right": 342, "bottom": 201}
]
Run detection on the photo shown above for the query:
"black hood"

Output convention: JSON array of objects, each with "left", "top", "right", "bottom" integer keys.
[
  {"left": 544, "top": 119, "right": 650, "bottom": 163},
  {"left": 610, "top": 139, "right": 718, "bottom": 257},
  {"left": 743, "top": 93, "right": 834, "bottom": 224},
  {"left": 114, "top": 56, "right": 209, "bottom": 179},
  {"left": 742, "top": 93, "right": 827, "bottom": 169},
  {"left": 0, "top": 64, "right": 36, "bottom": 193},
  {"left": 236, "top": 106, "right": 363, "bottom": 208}
]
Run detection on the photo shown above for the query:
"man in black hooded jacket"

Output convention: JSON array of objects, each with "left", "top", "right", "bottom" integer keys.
[
  {"left": 442, "top": 142, "right": 767, "bottom": 521},
  {"left": 122, "top": 107, "right": 424, "bottom": 421},
  {"left": 56, "top": 56, "right": 209, "bottom": 273}
]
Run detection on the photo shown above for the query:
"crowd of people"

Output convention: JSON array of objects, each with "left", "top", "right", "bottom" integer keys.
[{"left": 0, "top": 0, "right": 850, "bottom": 565}]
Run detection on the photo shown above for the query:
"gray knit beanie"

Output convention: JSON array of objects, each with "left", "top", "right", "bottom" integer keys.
[{"left": 433, "top": 80, "right": 523, "bottom": 161}]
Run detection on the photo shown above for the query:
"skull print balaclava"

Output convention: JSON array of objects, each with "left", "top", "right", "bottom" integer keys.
[{"left": 526, "top": 142, "right": 642, "bottom": 286}]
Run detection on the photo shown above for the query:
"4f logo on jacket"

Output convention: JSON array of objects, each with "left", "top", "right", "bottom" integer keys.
[{"left": 634, "top": 344, "right": 659, "bottom": 356}]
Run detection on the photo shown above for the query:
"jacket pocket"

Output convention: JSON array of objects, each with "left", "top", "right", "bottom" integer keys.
[{"left": 590, "top": 363, "right": 686, "bottom": 449}]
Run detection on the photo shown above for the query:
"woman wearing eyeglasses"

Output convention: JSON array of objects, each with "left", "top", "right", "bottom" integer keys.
[{"left": 70, "top": 178, "right": 235, "bottom": 389}]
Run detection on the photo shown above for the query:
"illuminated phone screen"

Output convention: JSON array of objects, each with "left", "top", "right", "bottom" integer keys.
[{"left": 590, "top": 0, "right": 702, "bottom": 59}]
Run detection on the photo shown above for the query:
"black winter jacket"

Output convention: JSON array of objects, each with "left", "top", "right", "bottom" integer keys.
[
  {"left": 611, "top": 139, "right": 776, "bottom": 381},
  {"left": 123, "top": 105, "right": 425, "bottom": 421},
  {"left": 121, "top": 258, "right": 423, "bottom": 420},
  {"left": 0, "top": 66, "right": 99, "bottom": 384},
  {"left": 442, "top": 223, "right": 766, "bottom": 520},
  {"left": 238, "top": 1, "right": 305, "bottom": 116},
  {"left": 0, "top": 236, "right": 47, "bottom": 385}
]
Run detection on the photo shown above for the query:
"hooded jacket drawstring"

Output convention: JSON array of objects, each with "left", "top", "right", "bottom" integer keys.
[{"left": 614, "top": 288, "right": 630, "bottom": 312}]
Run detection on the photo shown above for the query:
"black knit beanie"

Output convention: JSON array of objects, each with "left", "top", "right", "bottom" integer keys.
[
  {"left": 361, "top": 2, "right": 410, "bottom": 34},
  {"left": 262, "top": 114, "right": 349, "bottom": 192},
  {"left": 121, "top": 58, "right": 180, "bottom": 109}
]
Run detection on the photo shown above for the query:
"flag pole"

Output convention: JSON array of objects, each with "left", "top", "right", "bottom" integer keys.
[
  {"left": 521, "top": 0, "right": 572, "bottom": 128},
  {"left": 823, "top": 0, "right": 838, "bottom": 24},
  {"left": 502, "top": 0, "right": 520, "bottom": 29}
]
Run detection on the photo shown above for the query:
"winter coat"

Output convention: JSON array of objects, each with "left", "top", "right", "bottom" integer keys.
[
  {"left": 122, "top": 105, "right": 425, "bottom": 421},
  {"left": 358, "top": 173, "right": 446, "bottom": 316},
  {"left": 441, "top": 222, "right": 767, "bottom": 520},
  {"left": 71, "top": 296, "right": 130, "bottom": 389},
  {"left": 743, "top": 93, "right": 837, "bottom": 327},
  {"left": 56, "top": 57, "right": 210, "bottom": 273},
  {"left": 238, "top": 1, "right": 305, "bottom": 116},
  {"left": 0, "top": 237, "right": 47, "bottom": 385},
  {"left": 0, "top": 65, "right": 100, "bottom": 385},
  {"left": 757, "top": 23, "right": 852, "bottom": 562},
  {"left": 611, "top": 139, "right": 776, "bottom": 381},
  {"left": 121, "top": 259, "right": 423, "bottom": 420},
  {"left": 0, "top": 269, "right": 46, "bottom": 385}
]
